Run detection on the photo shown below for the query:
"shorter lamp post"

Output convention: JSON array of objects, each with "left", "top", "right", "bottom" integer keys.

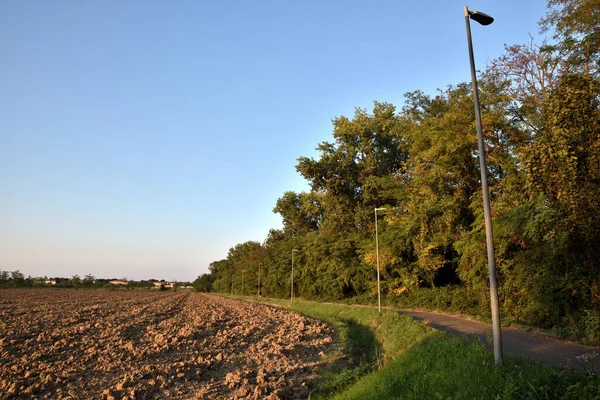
[
  {"left": 374, "top": 207, "right": 397, "bottom": 313},
  {"left": 291, "top": 249, "right": 298, "bottom": 305},
  {"left": 258, "top": 263, "right": 262, "bottom": 297}
]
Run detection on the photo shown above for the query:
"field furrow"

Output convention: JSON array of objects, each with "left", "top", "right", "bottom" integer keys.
[{"left": 0, "top": 289, "right": 335, "bottom": 399}]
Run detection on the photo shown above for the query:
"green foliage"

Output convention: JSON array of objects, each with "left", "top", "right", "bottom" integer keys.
[
  {"left": 127, "top": 280, "right": 154, "bottom": 290},
  {"left": 273, "top": 191, "right": 322, "bottom": 236},
  {"left": 0, "top": 270, "right": 33, "bottom": 288},
  {"left": 193, "top": 273, "right": 214, "bottom": 292},
  {"left": 296, "top": 102, "right": 407, "bottom": 233},
  {"left": 203, "top": 3, "right": 600, "bottom": 342},
  {"left": 390, "top": 285, "right": 490, "bottom": 319},
  {"left": 542, "top": 0, "right": 600, "bottom": 75},
  {"left": 396, "top": 85, "right": 482, "bottom": 287}
]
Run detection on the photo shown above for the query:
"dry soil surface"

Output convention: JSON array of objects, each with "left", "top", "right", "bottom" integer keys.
[{"left": 0, "top": 290, "right": 335, "bottom": 399}]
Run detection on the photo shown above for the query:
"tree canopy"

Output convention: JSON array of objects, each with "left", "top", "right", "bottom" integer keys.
[{"left": 197, "top": 0, "right": 600, "bottom": 341}]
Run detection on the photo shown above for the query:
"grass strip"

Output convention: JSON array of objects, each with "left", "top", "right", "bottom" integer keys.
[{"left": 225, "top": 295, "right": 600, "bottom": 399}]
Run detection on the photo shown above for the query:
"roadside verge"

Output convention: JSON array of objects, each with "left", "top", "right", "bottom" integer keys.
[{"left": 221, "top": 294, "right": 600, "bottom": 399}]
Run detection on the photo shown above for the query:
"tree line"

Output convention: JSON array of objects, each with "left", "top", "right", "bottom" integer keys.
[
  {"left": 202, "top": 0, "right": 599, "bottom": 341},
  {"left": 0, "top": 270, "right": 191, "bottom": 290}
]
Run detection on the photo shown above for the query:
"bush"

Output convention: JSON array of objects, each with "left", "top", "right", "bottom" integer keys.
[{"left": 388, "top": 285, "right": 489, "bottom": 318}]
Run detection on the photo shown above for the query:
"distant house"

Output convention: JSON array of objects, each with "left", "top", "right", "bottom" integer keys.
[
  {"left": 152, "top": 281, "right": 175, "bottom": 289},
  {"left": 109, "top": 280, "right": 128, "bottom": 285},
  {"left": 44, "top": 280, "right": 56, "bottom": 285}
]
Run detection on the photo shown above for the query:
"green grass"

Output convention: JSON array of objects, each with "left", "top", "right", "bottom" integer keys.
[
  {"left": 224, "top": 295, "right": 600, "bottom": 399},
  {"left": 334, "top": 334, "right": 600, "bottom": 400}
]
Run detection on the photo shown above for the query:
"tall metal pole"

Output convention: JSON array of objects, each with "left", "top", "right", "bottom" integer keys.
[
  {"left": 375, "top": 208, "right": 382, "bottom": 313},
  {"left": 464, "top": 6, "right": 503, "bottom": 365}
]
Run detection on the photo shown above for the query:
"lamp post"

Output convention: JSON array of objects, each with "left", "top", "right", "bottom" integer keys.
[
  {"left": 258, "top": 263, "right": 262, "bottom": 297},
  {"left": 375, "top": 208, "right": 386, "bottom": 313},
  {"left": 291, "top": 249, "right": 298, "bottom": 305},
  {"left": 375, "top": 207, "right": 398, "bottom": 313},
  {"left": 464, "top": 6, "right": 503, "bottom": 365},
  {"left": 241, "top": 269, "right": 245, "bottom": 296}
]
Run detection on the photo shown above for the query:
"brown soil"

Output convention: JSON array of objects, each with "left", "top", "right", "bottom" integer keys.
[{"left": 0, "top": 289, "right": 335, "bottom": 399}]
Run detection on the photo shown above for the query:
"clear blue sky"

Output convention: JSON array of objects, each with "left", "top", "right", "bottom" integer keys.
[{"left": 0, "top": 0, "right": 548, "bottom": 281}]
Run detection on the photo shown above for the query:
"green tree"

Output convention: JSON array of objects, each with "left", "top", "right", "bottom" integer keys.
[
  {"left": 394, "top": 81, "right": 521, "bottom": 290},
  {"left": 83, "top": 274, "right": 95, "bottom": 287},
  {"left": 541, "top": 0, "right": 600, "bottom": 75},
  {"left": 10, "top": 270, "right": 26, "bottom": 287},
  {"left": 273, "top": 191, "right": 322, "bottom": 236},
  {"left": 296, "top": 102, "right": 407, "bottom": 233},
  {"left": 0, "top": 270, "right": 9, "bottom": 285},
  {"left": 520, "top": 74, "right": 600, "bottom": 326},
  {"left": 70, "top": 274, "right": 82, "bottom": 288},
  {"left": 208, "top": 259, "right": 233, "bottom": 293},
  {"left": 193, "top": 274, "right": 214, "bottom": 292}
]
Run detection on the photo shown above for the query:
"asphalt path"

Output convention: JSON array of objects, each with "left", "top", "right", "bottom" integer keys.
[
  {"left": 399, "top": 309, "right": 600, "bottom": 372},
  {"left": 241, "top": 295, "right": 600, "bottom": 373}
]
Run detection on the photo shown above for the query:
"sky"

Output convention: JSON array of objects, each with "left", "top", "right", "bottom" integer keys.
[{"left": 0, "top": 0, "right": 549, "bottom": 281}]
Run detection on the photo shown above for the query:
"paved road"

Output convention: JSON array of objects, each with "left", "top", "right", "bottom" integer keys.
[
  {"left": 399, "top": 309, "right": 600, "bottom": 372},
  {"left": 244, "top": 296, "right": 600, "bottom": 372}
]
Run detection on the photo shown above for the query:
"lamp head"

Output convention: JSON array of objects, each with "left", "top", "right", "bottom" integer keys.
[{"left": 469, "top": 10, "right": 494, "bottom": 25}]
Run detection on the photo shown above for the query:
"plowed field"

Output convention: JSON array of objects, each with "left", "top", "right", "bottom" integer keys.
[{"left": 0, "top": 290, "right": 335, "bottom": 399}]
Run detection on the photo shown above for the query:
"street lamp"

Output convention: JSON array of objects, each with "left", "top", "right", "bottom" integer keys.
[
  {"left": 374, "top": 207, "right": 398, "bottom": 313},
  {"left": 291, "top": 249, "right": 298, "bottom": 305},
  {"left": 258, "top": 263, "right": 262, "bottom": 297},
  {"left": 375, "top": 208, "right": 385, "bottom": 313},
  {"left": 464, "top": 6, "right": 503, "bottom": 365}
]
